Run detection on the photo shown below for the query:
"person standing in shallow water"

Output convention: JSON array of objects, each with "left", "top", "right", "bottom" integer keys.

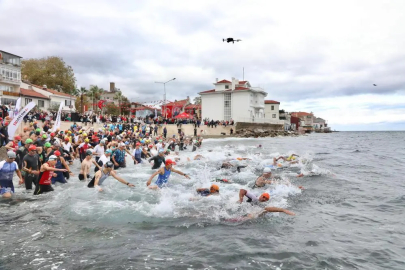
[
  {"left": 146, "top": 159, "right": 190, "bottom": 189},
  {"left": 0, "top": 151, "right": 23, "bottom": 198},
  {"left": 34, "top": 155, "right": 67, "bottom": 195}
]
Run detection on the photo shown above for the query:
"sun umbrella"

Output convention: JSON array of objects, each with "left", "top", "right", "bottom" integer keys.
[{"left": 175, "top": 112, "right": 193, "bottom": 119}]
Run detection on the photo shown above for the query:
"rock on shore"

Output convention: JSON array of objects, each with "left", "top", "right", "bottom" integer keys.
[
  {"left": 235, "top": 128, "right": 299, "bottom": 138},
  {"left": 0, "top": 147, "right": 7, "bottom": 160}
]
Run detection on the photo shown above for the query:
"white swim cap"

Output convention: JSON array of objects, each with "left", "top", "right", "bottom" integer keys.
[{"left": 263, "top": 167, "right": 272, "bottom": 173}]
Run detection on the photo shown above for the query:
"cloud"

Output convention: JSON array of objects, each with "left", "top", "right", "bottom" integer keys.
[{"left": 1, "top": 0, "right": 405, "bottom": 130}]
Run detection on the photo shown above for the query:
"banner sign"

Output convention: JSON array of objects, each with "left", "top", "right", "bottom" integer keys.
[
  {"left": 52, "top": 102, "right": 63, "bottom": 132},
  {"left": 8, "top": 101, "right": 36, "bottom": 138}
]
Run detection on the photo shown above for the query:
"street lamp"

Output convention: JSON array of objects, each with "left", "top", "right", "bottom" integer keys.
[{"left": 155, "top": 78, "right": 176, "bottom": 118}]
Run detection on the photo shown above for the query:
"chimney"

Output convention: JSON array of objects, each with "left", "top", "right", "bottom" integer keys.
[
  {"left": 43, "top": 85, "right": 47, "bottom": 90},
  {"left": 231, "top": 78, "right": 236, "bottom": 90},
  {"left": 187, "top": 96, "right": 189, "bottom": 101},
  {"left": 28, "top": 85, "right": 33, "bottom": 90},
  {"left": 216, "top": 78, "right": 218, "bottom": 82},
  {"left": 110, "top": 82, "right": 115, "bottom": 92}
]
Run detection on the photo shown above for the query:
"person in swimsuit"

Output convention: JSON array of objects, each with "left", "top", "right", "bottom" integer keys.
[
  {"left": 0, "top": 151, "right": 23, "bottom": 198},
  {"left": 87, "top": 161, "right": 134, "bottom": 191},
  {"left": 51, "top": 151, "right": 73, "bottom": 184},
  {"left": 34, "top": 155, "right": 67, "bottom": 195},
  {"left": 148, "top": 149, "right": 166, "bottom": 170},
  {"left": 79, "top": 150, "right": 101, "bottom": 181},
  {"left": 238, "top": 189, "right": 270, "bottom": 204},
  {"left": 22, "top": 145, "right": 41, "bottom": 190},
  {"left": 196, "top": 184, "right": 219, "bottom": 196},
  {"left": 146, "top": 159, "right": 190, "bottom": 189},
  {"left": 252, "top": 167, "right": 276, "bottom": 188},
  {"left": 132, "top": 142, "right": 142, "bottom": 164}
]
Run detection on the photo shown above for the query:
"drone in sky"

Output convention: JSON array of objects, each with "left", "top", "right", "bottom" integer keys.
[
  {"left": 373, "top": 84, "right": 377, "bottom": 86},
  {"left": 223, "top": 38, "right": 242, "bottom": 43}
]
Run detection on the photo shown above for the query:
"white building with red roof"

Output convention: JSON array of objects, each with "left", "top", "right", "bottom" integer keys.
[
  {"left": 264, "top": 100, "right": 280, "bottom": 121},
  {"left": 199, "top": 78, "right": 282, "bottom": 123},
  {"left": 20, "top": 82, "right": 76, "bottom": 111}
]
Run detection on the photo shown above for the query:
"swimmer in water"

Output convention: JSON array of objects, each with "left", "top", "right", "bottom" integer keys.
[
  {"left": 252, "top": 167, "right": 276, "bottom": 188},
  {"left": 213, "top": 178, "right": 232, "bottom": 183},
  {"left": 196, "top": 184, "right": 219, "bottom": 196},
  {"left": 87, "top": 161, "right": 135, "bottom": 191},
  {"left": 238, "top": 189, "right": 270, "bottom": 204},
  {"left": 146, "top": 159, "right": 190, "bottom": 189}
]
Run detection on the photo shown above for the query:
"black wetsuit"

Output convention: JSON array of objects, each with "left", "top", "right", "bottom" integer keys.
[
  {"left": 22, "top": 154, "right": 40, "bottom": 189},
  {"left": 148, "top": 155, "right": 166, "bottom": 169}
]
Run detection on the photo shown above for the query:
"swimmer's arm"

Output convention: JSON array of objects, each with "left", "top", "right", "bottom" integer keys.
[
  {"left": 259, "top": 207, "right": 295, "bottom": 217},
  {"left": 5, "top": 142, "right": 13, "bottom": 150},
  {"left": 16, "top": 169, "right": 23, "bottom": 184},
  {"left": 92, "top": 159, "right": 101, "bottom": 170},
  {"left": 171, "top": 168, "right": 190, "bottom": 179},
  {"left": 93, "top": 171, "right": 102, "bottom": 187},
  {"left": 238, "top": 189, "right": 247, "bottom": 203},
  {"left": 43, "top": 163, "right": 67, "bottom": 172},
  {"left": 111, "top": 170, "right": 134, "bottom": 187},
  {"left": 60, "top": 157, "right": 73, "bottom": 175},
  {"left": 146, "top": 168, "right": 162, "bottom": 186}
]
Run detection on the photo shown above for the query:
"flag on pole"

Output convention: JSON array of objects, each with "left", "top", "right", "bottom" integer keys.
[
  {"left": 8, "top": 101, "right": 36, "bottom": 138},
  {"left": 14, "top": 97, "right": 21, "bottom": 117},
  {"left": 52, "top": 102, "right": 63, "bottom": 132}
]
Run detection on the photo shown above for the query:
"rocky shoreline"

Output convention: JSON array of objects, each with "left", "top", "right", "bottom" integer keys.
[{"left": 235, "top": 128, "right": 300, "bottom": 138}]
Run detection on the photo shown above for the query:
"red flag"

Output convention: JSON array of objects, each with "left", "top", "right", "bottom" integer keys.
[{"left": 98, "top": 100, "right": 106, "bottom": 109}]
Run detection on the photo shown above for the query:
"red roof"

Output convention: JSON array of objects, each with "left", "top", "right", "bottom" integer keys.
[
  {"left": 291, "top": 112, "right": 313, "bottom": 118},
  {"left": 238, "top": 81, "right": 247, "bottom": 85},
  {"left": 265, "top": 100, "right": 280, "bottom": 104},
  {"left": 199, "top": 89, "right": 215, "bottom": 94},
  {"left": 216, "top": 79, "right": 231, "bottom": 84},
  {"left": 165, "top": 99, "right": 188, "bottom": 107},
  {"left": 234, "top": 87, "right": 249, "bottom": 91},
  {"left": 20, "top": 88, "right": 50, "bottom": 99},
  {"left": 30, "top": 83, "right": 75, "bottom": 98}
]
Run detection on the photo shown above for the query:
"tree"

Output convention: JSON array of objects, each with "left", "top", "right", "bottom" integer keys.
[
  {"left": 105, "top": 103, "right": 119, "bottom": 115},
  {"left": 76, "top": 87, "right": 88, "bottom": 114},
  {"left": 87, "top": 85, "right": 104, "bottom": 112},
  {"left": 74, "top": 93, "right": 90, "bottom": 114},
  {"left": 22, "top": 56, "right": 76, "bottom": 93},
  {"left": 193, "top": 96, "right": 201, "bottom": 104},
  {"left": 114, "top": 91, "right": 123, "bottom": 115}
]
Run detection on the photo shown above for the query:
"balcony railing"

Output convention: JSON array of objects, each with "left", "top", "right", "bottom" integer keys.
[
  {"left": 0, "top": 90, "right": 20, "bottom": 97},
  {"left": 0, "top": 77, "right": 21, "bottom": 85}
]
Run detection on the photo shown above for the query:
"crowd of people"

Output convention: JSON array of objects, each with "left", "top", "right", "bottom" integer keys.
[{"left": 0, "top": 112, "right": 300, "bottom": 219}]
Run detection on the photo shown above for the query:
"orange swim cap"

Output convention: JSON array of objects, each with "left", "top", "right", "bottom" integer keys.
[
  {"left": 210, "top": 184, "right": 219, "bottom": 192},
  {"left": 262, "top": 193, "right": 270, "bottom": 200}
]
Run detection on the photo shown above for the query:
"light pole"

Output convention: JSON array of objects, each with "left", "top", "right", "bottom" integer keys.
[{"left": 155, "top": 78, "right": 176, "bottom": 118}]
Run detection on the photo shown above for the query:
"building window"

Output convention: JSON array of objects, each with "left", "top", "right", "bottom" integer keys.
[
  {"left": 272, "top": 114, "right": 276, "bottom": 118},
  {"left": 224, "top": 93, "right": 232, "bottom": 121},
  {"left": 225, "top": 85, "right": 229, "bottom": 89},
  {"left": 271, "top": 105, "right": 274, "bottom": 110},
  {"left": 65, "top": 100, "right": 72, "bottom": 106},
  {"left": 38, "top": 100, "right": 45, "bottom": 108},
  {"left": 307, "top": 115, "right": 311, "bottom": 119},
  {"left": 25, "top": 98, "right": 32, "bottom": 105},
  {"left": 0, "top": 98, "right": 17, "bottom": 105}
]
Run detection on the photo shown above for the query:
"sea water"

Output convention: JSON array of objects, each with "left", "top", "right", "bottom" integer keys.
[{"left": 0, "top": 131, "right": 404, "bottom": 269}]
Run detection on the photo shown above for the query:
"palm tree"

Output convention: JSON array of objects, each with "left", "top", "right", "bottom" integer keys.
[
  {"left": 77, "top": 87, "right": 88, "bottom": 114},
  {"left": 87, "top": 85, "right": 103, "bottom": 112},
  {"left": 114, "top": 91, "right": 123, "bottom": 115}
]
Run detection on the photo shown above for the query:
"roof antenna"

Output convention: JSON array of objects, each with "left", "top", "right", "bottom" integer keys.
[{"left": 243, "top": 67, "right": 244, "bottom": 81}]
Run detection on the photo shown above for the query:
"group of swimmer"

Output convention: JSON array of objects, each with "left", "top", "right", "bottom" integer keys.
[{"left": 0, "top": 120, "right": 304, "bottom": 219}]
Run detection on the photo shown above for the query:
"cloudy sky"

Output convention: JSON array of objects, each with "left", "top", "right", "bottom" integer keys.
[{"left": 1, "top": 0, "right": 404, "bottom": 130}]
